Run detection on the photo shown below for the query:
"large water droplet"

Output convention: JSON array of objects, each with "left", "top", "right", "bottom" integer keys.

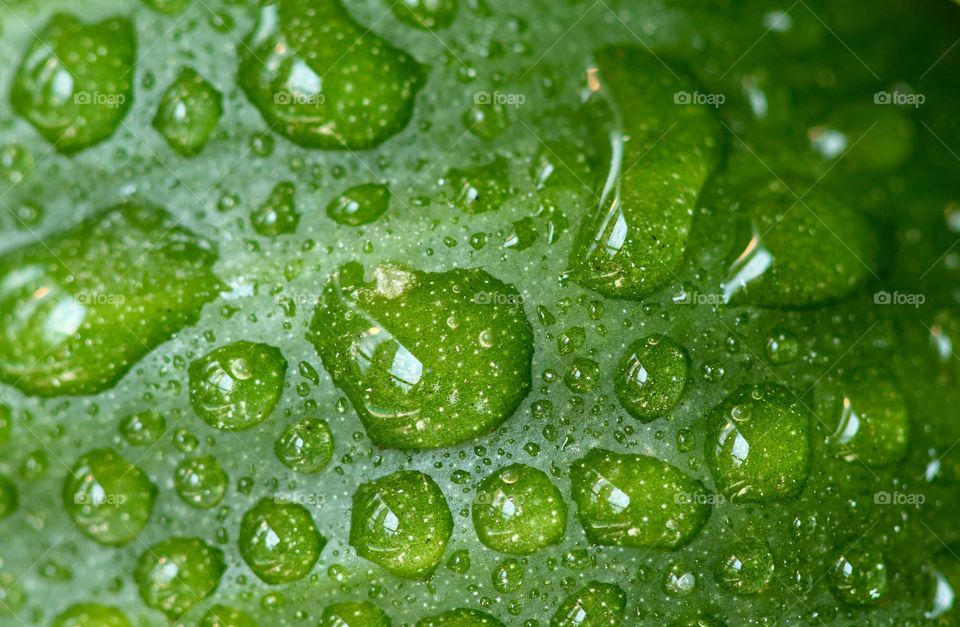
[
  {"left": 62, "top": 447, "right": 157, "bottom": 545},
  {"left": 350, "top": 470, "right": 452, "bottom": 578},
  {"left": 309, "top": 262, "right": 533, "bottom": 449},
  {"left": 239, "top": 497, "right": 325, "bottom": 584},
  {"left": 472, "top": 463, "right": 566, "bottom": 555},
  {"left": 0, "top": 203, "right": 219, "bottom": 396},
  {"left": 570, "top": 448, "right": 711, "bottom": 549},
  {"left": 817, "top": 367, "right": 909, "bottom": 466},
  {"left": 614, "top": 335, "right": 689, "bottom": 421},
  {"left": 274, "top": 418, "right": 334, "bottom": 473},
  {"left": 51, "top": 603, "right": 131, "bottom": 627},
  {"left": 152, "top": 67, "right": 223, "bottom": 157},
  {"left": 134, "top": 537, "right": 225, "bottom": 619},
  {"left": 189, "top": 341, "right": 287, "bottom": 431},
  {"left": 551, "top": 581, "right": 626, "bottom": 626},
  {"left": 416, "top": 608, "right": 505, "bottom": 626},
  {"left": 238, "top": 0, "right": 424, "bottom": 149},
  {"left": 321, "top": 601, "right": 391, "bottom": 627},
  {"left": 569, "top": 47, "right": 721, "bottom": 299},
  {"left": 11, "top": 14, "right": 135, "bottom": 153},
  {"left": 705, "top": 383, "right": 810, "bottom": 502}
]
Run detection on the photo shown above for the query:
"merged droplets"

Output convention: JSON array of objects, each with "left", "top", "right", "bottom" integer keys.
[
  {"left": 326, "top": 184, "right": 391, "bottom": 227},
  {"left": 0, "top": 202, "right": 219, "bottom": 397},
  {"left": 309, "top": 262, "right": 533, "bottom": 449},
  {"left": 11, "top": 14, "right": 135, "bottom": 153},
  {"left": 321, "top": 601, "right": 391, "bottom": 626},
  {"left": 350, "top": 470, "right": 453, "bottom": 578},
  {"left": 472, "top": 464, "right": 567, "bottom": 555},
  {"left": 152, "top": 67, "right": 223, "bottom": 157},
  {"left": 239, "top": 497, "right": 325, "bottom": 584},
  {"left": 62, "top": 447, "right": 157, "bottom": 545},
  {"left": 551, "top": 581, "right": 626, "bottom": 626},
  {"left": 817, "top": 367, "right": 909, "bottom": 466},
  {"left": 614, "top": 335, "right": 690, "bottom": 421},
  {"left": 134, "top": 537, "right": 225, "bottom": 619},
  {"left": 831, "top": 544, "right": 888, "bottom": 605},
  {"left": 704, "top": 383, "right": 811, "bottom": 502},
  {"left": 238, "top": 0, "right": 424, "bottom": 149},
  {"left": 174, "top": 455, "right": 228, "bottom": 509},
  {"left": 569, "top": 448, "right": 711, "bottom": 549},
  {"left": 51, "top": 603, "right": 131, "bottom": 627},
  {"left": 189, "top": 341, "right": 287, "bottom": 431},
  {"left": 274, "top": 418, "right": 334, "bottom": 473}
]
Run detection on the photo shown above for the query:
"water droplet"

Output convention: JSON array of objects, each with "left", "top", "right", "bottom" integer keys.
[
  {"left": 764, "top": 327, "right": 799, "bottom": 364},
  {"left": 321, "top": 601, "right": 391, "bottom": 626},
  {"left": 705, "top": 383, "right": 810, "bottom": 502},
  {"left": 189, "top": 341, "right": 287, "bottom": 431},
  {"left": 492, "top": 558, "right": 524, "bottom": 593},
  {"left": 309, "top": 262, "right": 533, "bottom": 449},
  {"left": 327, "top": 184, "right": 390, "bottom": 227},
  {"left": 551, "top": 581, "right": 626, "bottom": 626},
  {"left": 0, "top": 203, "right": 219, "bottom": 396},
  {"left": 715, "top": 539, "right": 774, "bottom": 594},
  {"left": 472, "top": 464, "right": 566, "bottom": 555},
  {"left": 570, "top": 448, "right": 711, "bottom": 549},
  {"left": 63, "top": 448, "right": 157, "bottom": 545},
  {"left": 564, "top": 358, "right": 600, "bottom": 393},
  {"left": 417, "top": 608, "right": 504, "bottom": 626},
  {"left": 51, "top": 603, "right": 131, "bottom": 627},
  {"left": 153, "top": 67, "right": 223, "bottom": 156},
  {"left": 614, "top": 335, "right": 689, "bottom": 422},
  {"left": 174, "top": 455, "right": 228, "bottom": 509},
  {"left": 251, "top": 182, "right": 300, "bottom": 236},
  {"left": 11, "top": 14, "right": 135, "bottom": 153},
  {"left": 662, "top": 562, "right": 697, "bottom": 597},
  {"left": 274, "top": 418, "right": 334, "bottom": 473},
  {"left": 199, "top": 605, "right": 257, "bottom": 627},
  {"left": 831, "top": 544, "right": 888, "bottom": 605},
  {"left": 818, "top": 367, "right": 909, "bottom": 466},
  {"left": 447, "top": 156, "right": 512, "bottom": 213},
  {"left": 238, "top": 0, "right": 424, "bottom": 149},
  {"left": 119, "top": 410, "right": 166, "bottom": 446},
  {"left": 350, "top": 470, "right": 452, "bottom": 578},
  {"left": 569, "top": 47, "right": 720, "bottom": 299},
  {"left": 134, "top": 537, "right": 225, "bottom": 619},
  {"left": 240, "top": 498, "right": 325, "bottom": 584}
]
